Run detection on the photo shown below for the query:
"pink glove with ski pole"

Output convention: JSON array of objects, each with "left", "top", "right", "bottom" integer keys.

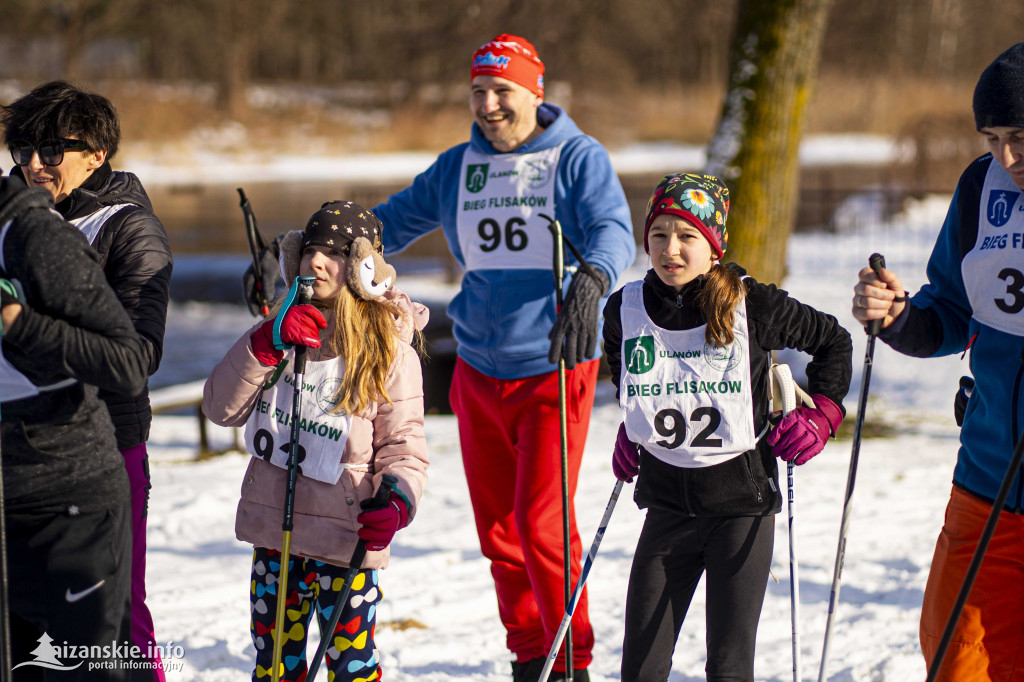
[
  {"left": 612, "top": 422, "right": 640, "bottom": 483},
  {"left": 767, "top": 394, "right": 843, "bottom": 465},
  {"left": 250, "top": 304, "right": 327, "bottom": 366},
  {"left": 357, "top": 490, "right": 411, "bottom": 552}
]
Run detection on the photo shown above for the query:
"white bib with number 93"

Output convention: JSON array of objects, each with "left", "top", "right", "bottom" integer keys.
[
  {"left": 243, "top": 354, "right": 353, "bottom": 484},
  {"left": 963, "top": 160, "right": 1024, "bottom": 336}
]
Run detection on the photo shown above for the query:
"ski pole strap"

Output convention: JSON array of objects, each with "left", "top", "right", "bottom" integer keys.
[
  {"left": 539, "top": 212, "right": 604, "bottom": 292},
  {"left": 272, "top": 276, "right": 315, "bottom": 350}
]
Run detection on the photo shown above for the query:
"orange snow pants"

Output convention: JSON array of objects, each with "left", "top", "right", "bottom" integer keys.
[
  {"left": 449, "top": 357, "right": 598, "bottom": 672},
  {"left": 920, "top": 485, "right": 1024, "bottom": 682}
]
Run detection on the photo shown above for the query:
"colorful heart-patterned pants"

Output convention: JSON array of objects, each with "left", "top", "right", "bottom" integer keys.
[{"left": 249, "top": 547, "right": 382, "bottom": 682}]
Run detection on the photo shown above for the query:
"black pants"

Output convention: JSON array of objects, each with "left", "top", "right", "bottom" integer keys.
[
  {"left": 621, "top": 510, "right": 774, "bottom": 682},
  {"left": 6, "top": 502, "right": 133, "bottom": 681}
]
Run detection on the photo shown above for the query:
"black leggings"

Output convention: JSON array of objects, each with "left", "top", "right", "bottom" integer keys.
[{"left": 621, "top": 510, "right": 774, "bottom": 682}]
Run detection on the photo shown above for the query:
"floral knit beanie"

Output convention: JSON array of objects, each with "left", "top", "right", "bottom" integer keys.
[{"left": 643, "top": 172, "right": 730, "bottom": 259}]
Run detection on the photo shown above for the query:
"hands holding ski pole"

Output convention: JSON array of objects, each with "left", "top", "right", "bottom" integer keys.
[
  {"left": 612, "top": 423, "right": 640, "bottom": 483},
  {"left": 250, "top": 305, "right": 326, "bottom": 366},
  {"left": 852, "top": 256, "right": 908, "bottom": 331},
  {"left": 767, "top": 395, "right": 843, "bottom": 466}
]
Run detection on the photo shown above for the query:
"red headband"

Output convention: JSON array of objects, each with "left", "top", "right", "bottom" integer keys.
[{"left": 470, "top": 34, "right": 545, "bottom": 97}]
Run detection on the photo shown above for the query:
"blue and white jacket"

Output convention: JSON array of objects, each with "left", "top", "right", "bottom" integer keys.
[
  {"left": 373, "top": 103, "right": 635, "bottom": 379},
  {"left": 881, "top": 153, "right": 1024, "bottom": 510}
]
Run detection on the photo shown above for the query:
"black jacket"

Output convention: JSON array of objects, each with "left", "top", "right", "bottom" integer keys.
[
  {"left": 20, "top": 163, "right": 173, "bottom": 449},
  {"left": 0, "top": 175, "right": 148, "bottom": 513},
  {"left": 603, "top": 266, "right": 852, "bottom": 516}
]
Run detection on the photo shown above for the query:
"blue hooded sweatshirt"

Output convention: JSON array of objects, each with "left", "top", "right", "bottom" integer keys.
[
  {"left": 880, "top": 153, "right": 1024, "bottom": 510},
  {"left": 374, "top": 103, "right": 635, "bottom": 379}
]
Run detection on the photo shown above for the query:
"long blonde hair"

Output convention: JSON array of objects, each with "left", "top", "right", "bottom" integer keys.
[
  {"left": 696, "top": 263, "right": 745, "bottom": 347},
  {"left": 268, "top": 283, "right": 409, "bottom": 415},
  {"left": 322, "top": 285, "right": 408, "bottom": 415}
]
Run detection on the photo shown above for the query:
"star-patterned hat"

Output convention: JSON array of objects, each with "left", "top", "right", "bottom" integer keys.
[{"left": 302, "top": 200, "right": 384, "bottom": 255}]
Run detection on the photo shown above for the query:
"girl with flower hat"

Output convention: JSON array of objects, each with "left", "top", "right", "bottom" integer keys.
[
  {"left": 203, "top": 200, "right": 429, "bottom": 682},
  {"left": 602, "top": 173, "right": 853, "bottom": 681}
]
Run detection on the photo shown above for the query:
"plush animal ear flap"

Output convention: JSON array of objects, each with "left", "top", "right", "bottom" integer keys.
[
  {"left": 279, "top": 230, "right": 304, "bottom": 288},
  {"left": 346, "top": 237, "right": 396, "bottom": 301}
]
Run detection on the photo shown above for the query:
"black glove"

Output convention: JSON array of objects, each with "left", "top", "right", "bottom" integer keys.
[
  {"left": 954, "top": 375, "right": 974, "bottom": 427},
  {"left": 547, "top": 267, "right": 610, "bottom": 369},
  {"left": 242, "top": 235, "right": 283, "bottom": 316}
]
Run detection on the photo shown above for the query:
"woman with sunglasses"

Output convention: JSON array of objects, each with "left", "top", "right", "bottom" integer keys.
[{"left": 2, "top": 80, "right": 173, "bottom": 680}]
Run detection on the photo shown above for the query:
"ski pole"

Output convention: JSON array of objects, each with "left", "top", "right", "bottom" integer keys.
[
  {"left": 306, "top": 474, "right": 397, "bottom": 681},
  {"left": 926, "top": 378, "right": 1024, "bottom": 682},
  {"left": 0, "top": 278, "right": 14, "bottom": 682},
  {"left": 238, "top": 187, "right": 271, "bottom": 317},
  {"left": 818, "top": 253, "right": 886, "bottom": 682},
  {"left": 771, "top": 361, "right": 802, "bottom": 682},
  {"left": 270, "top": 275, "right": 315, "bottom": 682},
  {"left": 537, "top": 479, "right": 624, "bottom": 682},
  {"left": 545, "top": 216, "right": 574, "bottom": 681}
]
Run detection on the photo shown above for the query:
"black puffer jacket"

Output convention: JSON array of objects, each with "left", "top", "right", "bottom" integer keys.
[
  {"left": 0, "top": 175, "right": 148, "bottom": 512},
  {"left": 603, "top": 266, "right": 852, "bottom": 517},
  {"left": 19, "top": 163, "right": 173, "bottom": 449}
]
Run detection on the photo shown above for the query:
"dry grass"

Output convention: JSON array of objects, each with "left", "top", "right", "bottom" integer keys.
[
  {"left": 84, "top": 74, "right": 983, "bottom": 160},
  {"left": 379, "top": 618, "right": 429, "bottom": 631}
]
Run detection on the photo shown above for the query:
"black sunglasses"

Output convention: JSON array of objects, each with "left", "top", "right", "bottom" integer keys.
[{"left": 8, "top": 138, "right": 89, "bottom": 167}]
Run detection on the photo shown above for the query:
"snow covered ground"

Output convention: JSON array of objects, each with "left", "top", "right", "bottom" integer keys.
[{"left": 127, "top": 183, "right": 973, "bottom": 681}]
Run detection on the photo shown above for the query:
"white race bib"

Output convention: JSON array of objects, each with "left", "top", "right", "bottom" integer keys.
[
  {"left": 243, "top": 354, "right": 353, "bottom": 484},
  {"left": 68, "top": 204, "right": 129, "bottom": 245},
  {"left": 456, "top": 143, "right": 564, "bottom": 271},
  {"left": 618, "top": 281, "right": 756, "bottom": 468},
  {"left": 962, "top": 161, "right": 1024, "bottom": 335}
]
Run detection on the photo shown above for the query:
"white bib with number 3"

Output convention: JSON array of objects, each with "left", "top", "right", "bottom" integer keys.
[
  {"left": 618, "top": 281, "right": 756, "bottom": 468},
  {"left": 963, "top": 161, "right": 1024, "bottom": 335},
  {"left": 243, "top": 353, "right": 353, "bottom": 484},
  {"left": 456, "top": 143, "right": 564, "bottom": 271}
]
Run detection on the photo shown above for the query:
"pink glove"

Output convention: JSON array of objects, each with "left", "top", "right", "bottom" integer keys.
[
  {"left": 250, "top": 304, "right": 327, "bottom": 366},
  {"left": 767, "top": 394, "right": 843, "bottom": 465},
  {"left": 612, "top": 423, "right": 640, "bottom": 482},
  {"left": 357, "top": 491, "right": 410, "bottom": 552}
]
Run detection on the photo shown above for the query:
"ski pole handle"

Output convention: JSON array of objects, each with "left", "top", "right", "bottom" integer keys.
[
  {"left": 238, "top": 187, "right": 271, "bottom": 316},
  {"left": 867, "top": 253, "right": 886, "bottom": 336},
  {"left": 293, "top": 279, "right": 314, "bottom": 375}
]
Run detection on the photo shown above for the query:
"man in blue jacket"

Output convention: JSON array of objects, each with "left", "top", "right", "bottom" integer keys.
[
  {"left": 373, "top": 34, "right": 635, "bottom": 682},
  {"left": 853, "top": 42, "right": 1024, "bottom": 681}
]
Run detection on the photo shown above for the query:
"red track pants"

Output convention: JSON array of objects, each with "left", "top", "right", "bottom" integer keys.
[{"left": 449, "top": 357, "right": 598, "bottom": 671}]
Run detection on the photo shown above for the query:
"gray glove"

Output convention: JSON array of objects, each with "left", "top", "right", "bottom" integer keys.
[
  {"left": 547, "top": 267, "right": 610, "bottom": 369},
  {"left": 242, "top": 235, "right": 283, "bottom": 316}
]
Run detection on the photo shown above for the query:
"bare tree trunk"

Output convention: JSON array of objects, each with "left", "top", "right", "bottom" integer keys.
[{"left": 705, "top": 0, "right": 834, "bottom": 285}]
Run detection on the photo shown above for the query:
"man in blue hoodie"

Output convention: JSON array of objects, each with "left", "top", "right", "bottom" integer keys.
[{"left": 373, "top": 34, "right": 635, "bottom": 681}]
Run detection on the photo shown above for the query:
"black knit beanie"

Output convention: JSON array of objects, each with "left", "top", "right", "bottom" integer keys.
[
  {"left": 302, "top": 200, "right": 383, "bottom": 254},
  {"left": 973, "top": 42, "right": 1024, "bottom": 130}
]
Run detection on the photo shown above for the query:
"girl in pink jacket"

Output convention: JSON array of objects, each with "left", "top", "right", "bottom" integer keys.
[{"left": 203, "top": 200, "right": 429, "bottom": 682}]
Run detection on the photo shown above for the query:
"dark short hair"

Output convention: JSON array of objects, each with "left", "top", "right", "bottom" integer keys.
[{"left": 1, "top": 81, "right": 120, "bottom": 159}]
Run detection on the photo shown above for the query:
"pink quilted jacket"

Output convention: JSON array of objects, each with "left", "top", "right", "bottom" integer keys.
[{"left": 202, "top": 288, "right": 428, "bottom": 568}]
